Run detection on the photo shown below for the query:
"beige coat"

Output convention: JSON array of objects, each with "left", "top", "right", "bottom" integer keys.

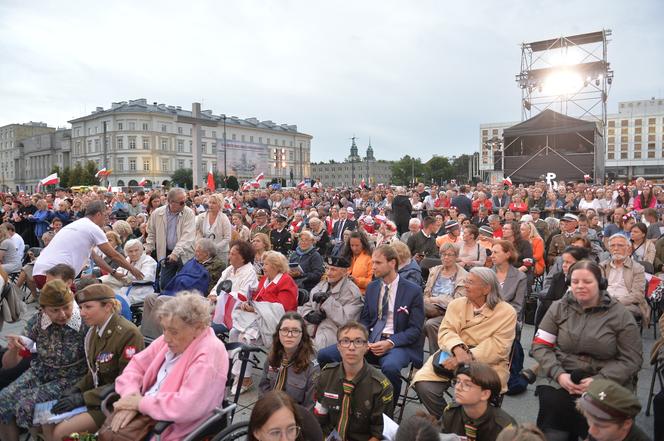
[
  {"left": 195, "top": 211, "right": 232, "bottom": 261},
  {"left": 423, "top": 263, "right": 468, "bottom": 310},
  {"left": 599, "top": 257, "right": 650, "bottom": 326},
  {"left": 412, "top": 297, "right": 516, "bottom": 391},
  {"left": 145, "top": 205, "right": 196, "bottom": 263}
]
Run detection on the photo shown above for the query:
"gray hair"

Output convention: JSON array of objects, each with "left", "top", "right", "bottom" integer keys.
[
  {"left": 608, "top": 233, "right": 630, "bottom": 245},
  {"left": 112, "top": 220, "right": 132, "bottom": 238},
  {"left": 308, "top": 217, "right": 322, "bottom": 227},
  {"left": 544, "top": 216, "right": 559, "bottom": 232},
  {"left": 123, "top": 238, "right": 144, "bottom": 254},
  {"left": 408, "top": 218, "right": 421, "bottom": 227},
  {"left": 299, "top": 230, "right": 315, "bottom": 241},
  {"left": 168, "top": 187, "right": 186, "bottom": 201},
  {"left": 469, "top": 267, "right": 502, "bottom": 310},
  {"left": 439, "top": 242, "right": 459, "bottom": 256},
  {"left": 86, "top": 200, "right": 107, "bottom": 217},
  {"left": 488, "top": 214, "right": 501, "bottom": 223},
  {"left": 156, "top": 292, "right": 211, "bottom": 328},
  {"left": 196, "top": 238, "right": 218, "bottom": 257}
]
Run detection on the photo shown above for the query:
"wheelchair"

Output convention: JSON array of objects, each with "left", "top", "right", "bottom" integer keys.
[{"left": 99, "top": 341, "right": 263, "bottom": 441}]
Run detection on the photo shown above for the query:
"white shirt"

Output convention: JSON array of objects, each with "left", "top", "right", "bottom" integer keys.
[
  {"left": 97, "top": 314, "right": 114, "bottom": 337},
  {"left": 381, "top": 274, "right": 400, "bottom": 336},
  {"left": 607, "top": 261, "right": 629, "bottom": 302},
  {"left": 33, "top": 217, "right": 108, "bottom": 277},
  {"left": 145, "top": 351, "right": 182, "bottom": 396},
  {"left": 9, "top": 233, "right": 24, "bottom": 255},
  {"left": 209, "top": 262, "right": 258, "bottom": 297}
]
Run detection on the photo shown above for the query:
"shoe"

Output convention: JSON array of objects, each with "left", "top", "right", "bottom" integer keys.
[{"left": 520, "top": 368, "right": 537, "bottom": 384}]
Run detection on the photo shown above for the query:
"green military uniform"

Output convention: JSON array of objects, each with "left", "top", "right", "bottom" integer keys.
[
  {"left": 76, "top": 313, "right": 144, "bottom": 426},
  {"left": 546, "top": 232, "right": 576, "bottom": 267},
  {"left": 441, "top": 402, "right": 516, "bottom": 441},
  {"left": 250, "top": 223, "right": 271, "bottom": 239},
  {"left": 314, "top": 362, "right": 393, "bottom": 441}
]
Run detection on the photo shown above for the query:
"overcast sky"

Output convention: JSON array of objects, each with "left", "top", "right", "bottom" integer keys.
[{"left": 1, "top": 0, "right": 662, "bottom": 162}]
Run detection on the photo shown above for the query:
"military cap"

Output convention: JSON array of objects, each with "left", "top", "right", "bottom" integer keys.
[
  {"left": 325, "top": 255, "right": 350, "bottom": 268},
  {"left": 76, "top": 283, "right": 116, "bottom": 304},
  {"left": 577, "top": 379, "right": 641, "bottom": 421}
]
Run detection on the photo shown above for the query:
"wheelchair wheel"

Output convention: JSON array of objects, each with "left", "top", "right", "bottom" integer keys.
[{"left": 210, "top": 421, "right": 250, "bottom": 441}]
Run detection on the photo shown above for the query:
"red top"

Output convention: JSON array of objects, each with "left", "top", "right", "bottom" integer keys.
[
  {"left": 472, "top": 199, "right": 493, "bottom": 214},
  {"left": 508, "top": 202, "right": 528, "bottom": 213},
  {"left": 254, "top": 272, "right": 299, "bottom": 311}
]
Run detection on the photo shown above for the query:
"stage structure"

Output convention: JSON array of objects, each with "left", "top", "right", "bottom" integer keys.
[{"left": 501, "top": 109, "right": 603, "bottom": 184}]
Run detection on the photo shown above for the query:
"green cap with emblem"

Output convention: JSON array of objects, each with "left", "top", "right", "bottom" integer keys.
[{"left": 577, "top": 379, "right": 641, "bottom": 421}]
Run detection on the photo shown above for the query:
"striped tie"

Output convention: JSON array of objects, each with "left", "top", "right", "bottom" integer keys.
[
  {"left": 336, "top": 380, "right": 355, "bottom": 439},
  {"left": 464, "top": 423, "right": 478, "bottom": 441},
  {"left": 274, "top": 357, "right": 290, "bottom": 391}
]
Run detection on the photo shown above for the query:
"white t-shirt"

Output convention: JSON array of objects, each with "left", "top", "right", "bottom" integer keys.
[
  {"left": 33, "top": 217, "right": 108, "bottom": 277},
  {"left": 10, "top": 233, "right": 24, "bottom": 255}
]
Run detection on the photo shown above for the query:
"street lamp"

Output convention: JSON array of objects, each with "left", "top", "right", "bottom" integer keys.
[{"left": 222, "top": 115, "right": 227, "bottom": 179}]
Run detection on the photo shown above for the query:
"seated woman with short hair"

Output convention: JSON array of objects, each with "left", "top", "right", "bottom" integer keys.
[
  {"left": 112, "top": 293, "right": 229, "bottom": 441},
  {"left": 413, "top": 267, "right": 516, "bottom": 419},
  {"left": 0, "top": 280, "right": 87, "bottom": 441},
  {"left": 100, "top": 239, "right": 157, "bottom": 304}
]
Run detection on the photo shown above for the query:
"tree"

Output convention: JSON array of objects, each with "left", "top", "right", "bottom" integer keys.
[
  {"left": 451, "top": 154, "right": 472, "bottom": 183},
  {"left": 225, "top": 175, "right": 239, "bottom": 191},
  {"left": 68, "top": 163, "right": 83, "bottom": 186},
  {"left": 80, "top": 160, "right": 100, "bottom": 185},
  {"left": 390, "top": 155, "right": 425, "bottom": 186},
  {"left": 171, "top": 168, "right": 193, "bottom": 189},
  {"left": 425, "top": 156, "right": 454, "bottom": 184}
]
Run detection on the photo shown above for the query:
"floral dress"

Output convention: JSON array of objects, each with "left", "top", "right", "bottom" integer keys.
[{"left": 0, "top": 308, "right": 87, "bottom": 427}]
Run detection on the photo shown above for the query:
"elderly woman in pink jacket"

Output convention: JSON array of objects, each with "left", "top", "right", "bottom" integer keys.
[{"left": 111, "top": 293, "right": 229, "bottom": 441}]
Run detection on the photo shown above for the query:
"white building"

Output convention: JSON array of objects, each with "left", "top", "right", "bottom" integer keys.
[
  {"left": 69, "top": 99, "right": 313, "bottom": 187},
  {"left": 478, "top": 97, "right": 664, "bottom": 181},
  {"left": 311, "top": 139, "right": 393, "bottom": 188},
  {"left": 16, "top": 129, "right": 71, "bottom": 193},
  {"left": 0, "top": 122, "right": 56, "bottom": 192}
]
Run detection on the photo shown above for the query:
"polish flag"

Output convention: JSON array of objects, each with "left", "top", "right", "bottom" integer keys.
[
  {"left": 95, "top": 168, "right": 111, "bottom": 178},
  {"left": 503, "top": 176, "right": 512, "bottom": 186},
  {"left": 360, "top": 178, "right": 366, "bottom": 189},
  {"left": 296, "top": 180, "right": 306, "bottom": 189},
  {"left": 646, "top": 274, "right": 661, "bottom": 299},
  {"left": 40, "top": 173, "right": 59, "bottom": 186},
  {"left": 207, "top": 167, "right": 215, "bottom": 191},
  {"left": 138, "top": 177, "right": 148, "bottom": 187},
  {"left": 533, "top": 329, "right": 557, "bottom": 347},
  {"left": 583, "top": 174, "right": 591, "bottom": 182},
  {"left": 212, "top": 290, "right": 247, "bottom": 329}
]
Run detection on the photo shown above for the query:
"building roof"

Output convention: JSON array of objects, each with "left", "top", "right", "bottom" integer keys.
[{"left": 68, "top": 98, "right": 311, "bottom": 137}]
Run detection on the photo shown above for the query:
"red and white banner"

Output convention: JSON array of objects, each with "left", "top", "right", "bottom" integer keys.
[
  {"left": 533, "top": 329, "right": 557, "bottom": 347},
  {"left": 212, "top": 290, "right": 247, "bottom": 329},
  {"left": 95, "top": 168, "right": 112, "bottom": 178},
  {"left": 207, "top": 167, "right": 215, "bottom": 191},
  {"left": 241, "top": 172, "right": 265, "bottom": 191},
  {"left": 138, "top": 177, "right": 148, "bottom": 187}
]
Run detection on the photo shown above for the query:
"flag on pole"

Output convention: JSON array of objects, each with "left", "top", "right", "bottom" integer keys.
[
  {"left": 95, "top": 168, "right": 112, "bottom": 178},
  {"left": 138, "top": 177, "right": 148, "bottom": 187},
  {"left": 207, "top": 167, "right": 215, "bottom": 191},
  {"left": 503, "top": 176, "right": 513, "bottom": 187},
  {"left": 296, "top": 180, "right": 306, "bottom": 189},
  {"left": 241, "top": 172, "right": 265, "bottom": 191},
  {"left": 36, "top": 173, "right": 59, "bottom": 192}
]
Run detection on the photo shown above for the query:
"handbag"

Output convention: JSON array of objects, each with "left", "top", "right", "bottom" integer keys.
[{"left": 98, "top": 409, "right": 156, "bottom": 441}]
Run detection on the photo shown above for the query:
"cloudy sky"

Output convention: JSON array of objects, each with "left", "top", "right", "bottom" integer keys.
[{"left": 0, "top": 0, "right": 662, "bottom": 162}]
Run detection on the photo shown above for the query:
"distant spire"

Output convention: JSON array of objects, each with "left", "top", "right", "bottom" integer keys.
[
  {"left": 366, "top": 137, "right": 375, "bottom": 160},
  {"left": 348, "top": 135, "right": 360, "bottom": 161}
]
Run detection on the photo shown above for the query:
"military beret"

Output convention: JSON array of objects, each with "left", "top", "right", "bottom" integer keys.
[{"left": 76, "top": 283, "right": 116, "bottom": 304}]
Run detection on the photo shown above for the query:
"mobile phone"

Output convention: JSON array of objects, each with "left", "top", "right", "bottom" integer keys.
[{"left": 438, "top": 350, "right": 451, "bottom": 364}]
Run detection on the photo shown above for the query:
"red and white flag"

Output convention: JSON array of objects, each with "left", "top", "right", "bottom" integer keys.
[
  {"left": 138, "top": 177, "right": 148, "bottom": 187},
  {"left": 360, "top": 178, "right": 366, "bottom": 189},
  {"left": 212, "top": 290, "right": 247, "bottom": 330},
  {"left": 242, "top": 172, "right": 265, "bottom": 191},
  {"left": 583, "top": 174, "right": 591, "bottom": 182},
  {"left": 533, "top": 329, "right": 557, "bottom": 347},
  {"left": 207, "top": 167, "right": 215, "bottom": 191},
  {"left": 503, "top": 176, "right": 512, "bottom": 187},
  {"left": 95, "top": 168, "right": 112, "bottom": 179},
  {"left": 296, "top": 180, "right": 306, "bottom": 189},
  {"left": 40, "top": 173, "right": 59, "bottom": 186}
]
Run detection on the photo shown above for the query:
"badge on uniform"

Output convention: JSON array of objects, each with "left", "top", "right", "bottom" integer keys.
[
  {"left": 323, "top": 392, "right": 339, "bottom": 400},
  {"left": 123, "top": 346, "right": 137, "bottom": 360},
  {"left": 96, "top": 352, "right": 114, "bottom": 363}
]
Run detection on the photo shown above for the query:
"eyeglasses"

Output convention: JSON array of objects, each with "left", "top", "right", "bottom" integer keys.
[
  {"left": 338, "top": 338, "right": 367, "bottom": 348},
  {"left": 265, "top": 425, "right": 301, "bottom": 441},
  {"left": 442, "top": 252, "right": 457, "bottom": 258},
  {"left": 279, "top": 328, "right": 302, "bottom": 337},
  {"left": 451, "top": 378, "right": 479, "bottom": 391},
  {"left": 170, "top": 200, "right": 186, "bottom": 206}
]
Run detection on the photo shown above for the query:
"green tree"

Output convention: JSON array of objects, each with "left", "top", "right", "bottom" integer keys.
[
  {"left": 451, "top": 154, "right": 472, "bottom": 183},
  {"left": 425, "top": 156, "right": 455, "bottom": 184},
  {"left": 68, "top": 163, "right": 83, "bottom": 186},
  {"left": 225, "top": 175, "right": 239, "bottom": 191},
  {"left": 60, "top": 167, "right": 71, "bottom": 188},
  {"left": 390, "top": 155, "right": 425, "bottom": 186},
  {"left": 171, "top": 168, "right": 193, "bottom": 189}
]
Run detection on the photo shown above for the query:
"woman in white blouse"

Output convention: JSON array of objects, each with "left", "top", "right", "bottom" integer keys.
[{"left": 195, "top": 194, "right": 232, "bottom": 265}]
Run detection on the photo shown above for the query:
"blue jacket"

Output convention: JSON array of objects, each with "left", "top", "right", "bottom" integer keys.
[
  {"left": 398, "top": 259, "right": 423, "bottom": 288},
  {"left": 289, "top": 247, "right": 324, "bottom": 291},
  {"left": 30, "top": 209, "right": 52, "bottom": 240},
  {"left": 360, "top": 276, "right": 425, "bottom": 366}
]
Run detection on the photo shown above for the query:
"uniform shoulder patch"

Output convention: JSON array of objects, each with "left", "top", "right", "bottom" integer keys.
[
  {"left": 322, "top": 361, "right": 340, "bottom": 370},
  {"left": 123, "top": 345, "right": 137, "bottom": 360}
]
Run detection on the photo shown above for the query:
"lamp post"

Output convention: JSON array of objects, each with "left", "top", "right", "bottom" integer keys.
[{"left": 222, "top": 115, "right": 227, "bottom": 179}]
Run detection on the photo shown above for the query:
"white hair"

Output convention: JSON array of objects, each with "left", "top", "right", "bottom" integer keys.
[
  {"left": 409, "top": 218, "right": 421, "bottom": 227},
  {"left": 123, "top": 238, "right": 144, "bottom": 254}
]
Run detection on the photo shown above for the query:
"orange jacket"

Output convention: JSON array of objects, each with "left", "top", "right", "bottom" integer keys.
[
  {"left": 349, "top": 251, "right": 373, "bottom": 294},
  {"left": 532, "top": 236, "right": 545, "bottom": 276}
]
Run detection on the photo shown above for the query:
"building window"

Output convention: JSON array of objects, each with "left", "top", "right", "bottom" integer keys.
[
  {"left": 608, "top": 120, "right": 615, "bottom": 128},
  {"left": 161, "top": 124, "right": 167, "bottom": 132},
  {"left": 241, "top": 135, "right": 245, "bottom": 142},
  {"left": 95, "top": 139, "right": 100, "bottom": 152},
  {"left": 177, "top": 140, "right": 184, "bottom": 152},
  {"left": 289, "top": 151, "right": 294, "bottom": 160},
  {"left": 188, "top": 140, "right": 192, "bottom": 152},
  {"left": 161, "top": 159, "right": 169, "bottom": 171},
  {"left": 201, "top": 142, "right": 207, "bottom": 154},
  {"left": 212, "top": 131, "right": 216, "bottom": 138},
  {"left": 143, "top": 159, "right": 151, "bottom": 171},
  {"left": 87, "top": 140, "right": 92, "bottom": 152},
  {"left": 212, "top": 161, "right": 217, "bottom": 170},
  {"left": 142, "top": 123, "right": 149, "bottom": 131},
  {"left": 620, "top": 120, "right": 628, "bottom": 127},
  {"left": 128, "top": 137, "right": 136, "bottom": 149},
  {"left": 232, "top": 134, "right": 236, "bottom": 141},
  {"left": 129, "top": 159, "right": 136, "bottom": 171},
  {"left": 250, "top": 136, "right": 254, "bottom": 143},
  {"left": 128, "top": 122, "right": 135, "bottom": 130},
  {"left": 212, "top": 143, "right": 217, "bottom": 154},
  {"left": 267, "top": 138, "right": 270, "bottom": 145},
  {"left": 178, "top": 159, "right": 185, "bottom": 169},
  {"left": 117, "top": 158, "right": 124, "bottom": 171},
  {"left": 142, "top": 137, "right": 150, "bottom": 149},
  {"left": 282, "top": 140, "right": 286, "bottom": 146},
  {"left": 178, "top": 127, "right": 183, "bottom": 134},
  {"left": 202, "top": 161, "right": 207, "bottom": 170},
  {"left": 259, "top": 137, "right": 263, "bottom": 144},
  {"left": 635, "top": 119, "right": 642, "bottom": 126},
  {"left": 117, "top": 137, "right": 123, "bottom": 150},
  {"left": 161, "top": 138, "right": 168, "bottom": 150},
  {"left": 118, "top": 123, "right": 123, "bottom": 130}
]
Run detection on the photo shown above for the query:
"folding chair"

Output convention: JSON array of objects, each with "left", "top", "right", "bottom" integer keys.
[
  {"left": 393, "top": 333, "right": 426, "bottom": 422},
  {"left": 646, "top": 358, "right": 664, "bottom": 416}
]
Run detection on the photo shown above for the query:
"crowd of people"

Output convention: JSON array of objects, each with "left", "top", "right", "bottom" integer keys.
[{"left": 0, "top": 176, "right": 662, "bottom": 441}]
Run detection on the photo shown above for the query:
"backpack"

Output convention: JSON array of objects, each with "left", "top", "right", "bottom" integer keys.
[
  {"left": 1, "top": 278, "right": 27, "bottom": 325},
  {"left": 160, "top": 258, "right": 210, "bottom": 297}
]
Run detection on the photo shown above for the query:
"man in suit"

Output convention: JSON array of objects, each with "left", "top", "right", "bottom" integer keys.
[
  {"left": 331, "top": 207, "right": 357, "bottom": 245},
  {"left": 471, "top": 205, "right": 490, "bottom": 228},
  {"left": 451, "top": 186, "right": 473, "bottom": 218},
  {"left": 317, "top": 244, "right": 425, "bottom": 404}
]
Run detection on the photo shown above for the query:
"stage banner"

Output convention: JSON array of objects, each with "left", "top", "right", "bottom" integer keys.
[{"left": 217, "top": 139, "right": 269, "bottom": 180}]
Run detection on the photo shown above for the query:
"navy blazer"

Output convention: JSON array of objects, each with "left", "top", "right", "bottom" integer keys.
[{"left": 360, "top": 276, "right": 425, "bottom": 365}]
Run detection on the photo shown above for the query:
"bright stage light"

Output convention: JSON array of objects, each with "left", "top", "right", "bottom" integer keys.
[{"left": 542, "top": 69, "right": 584, "bottom": 95}]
